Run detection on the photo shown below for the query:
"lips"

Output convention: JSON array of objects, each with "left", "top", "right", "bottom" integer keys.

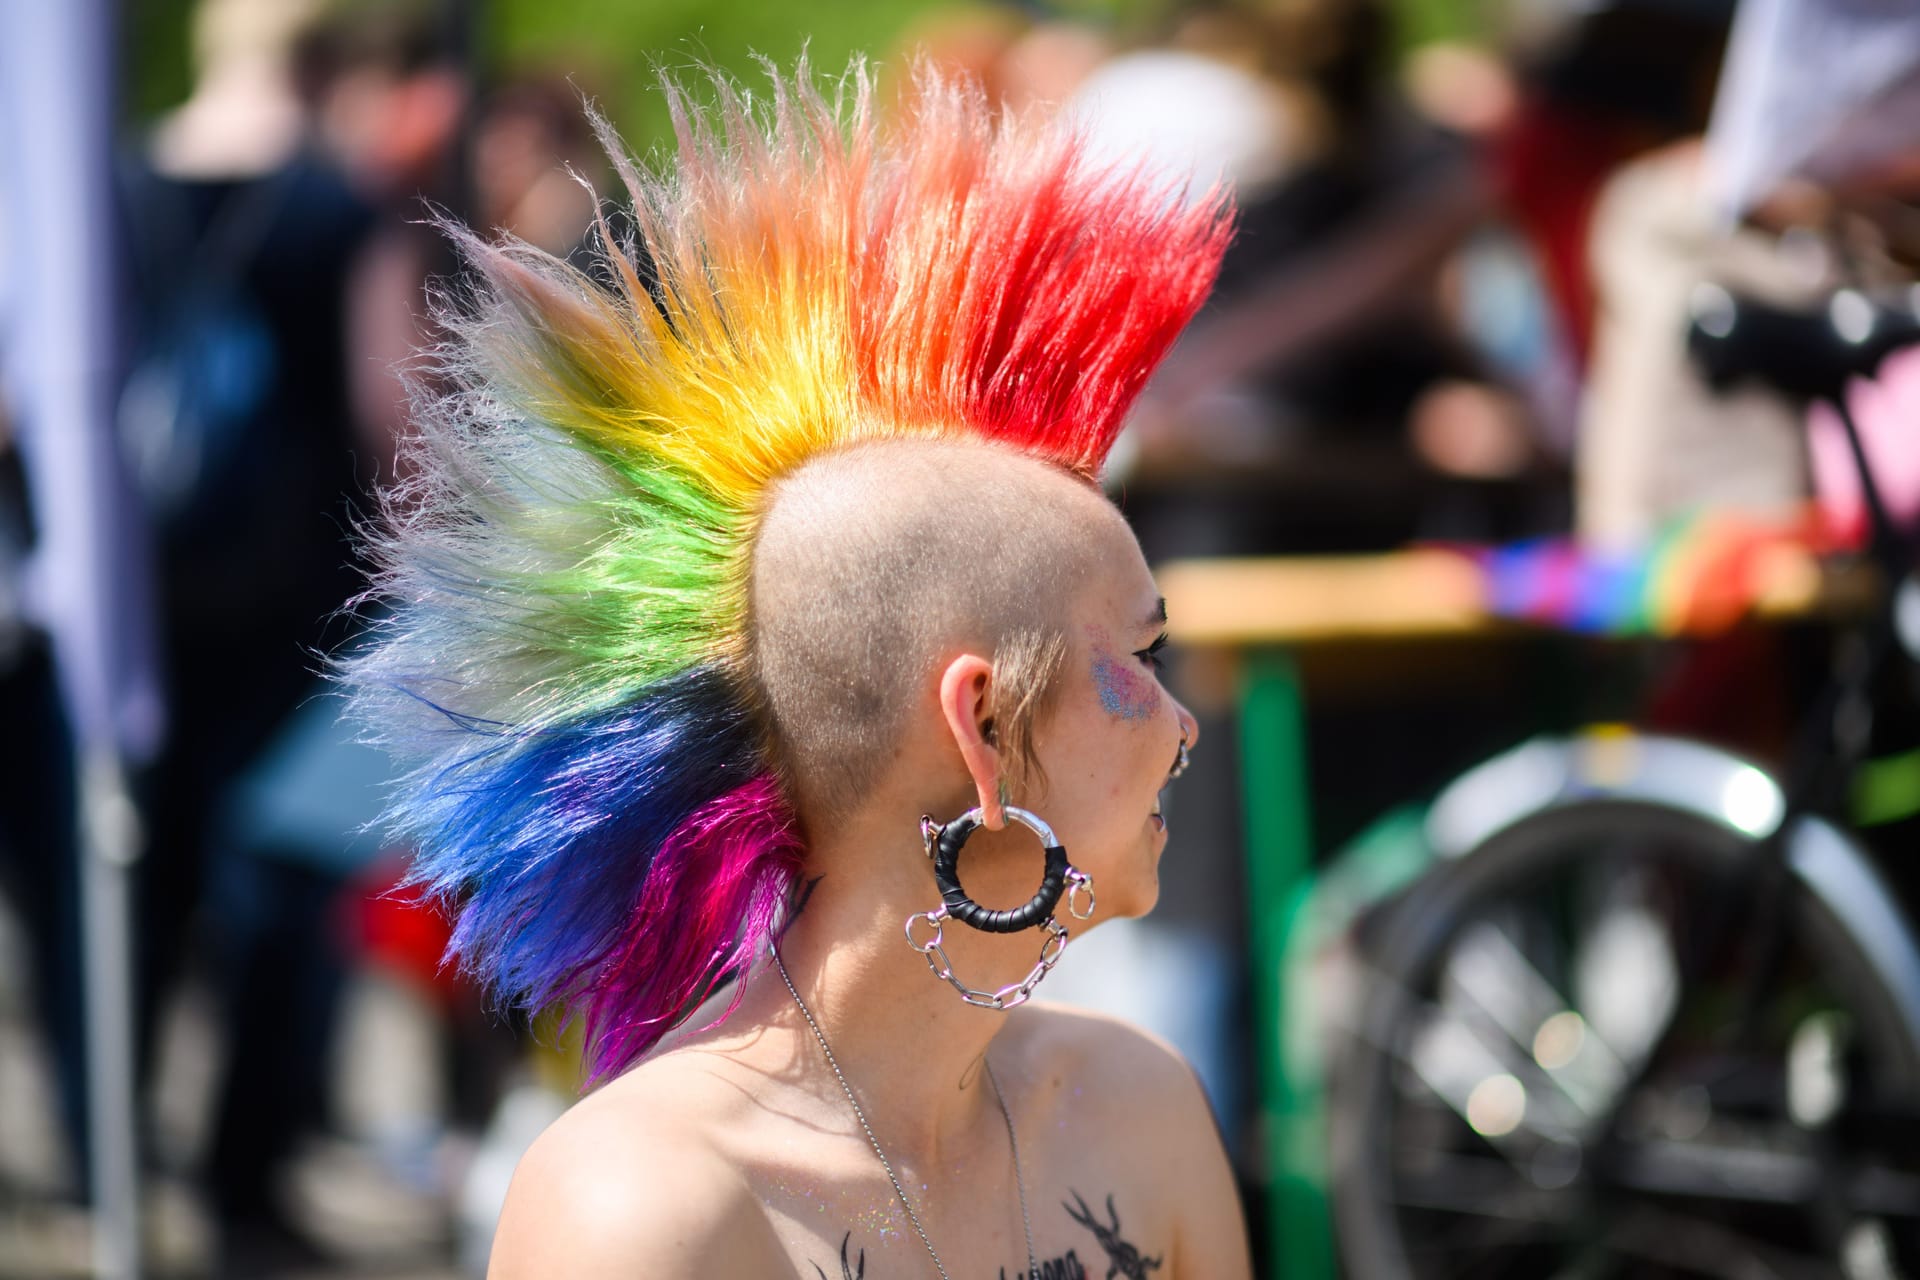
[{"left": 1150, "top": 796, "right": 1166, "bottom": 833}]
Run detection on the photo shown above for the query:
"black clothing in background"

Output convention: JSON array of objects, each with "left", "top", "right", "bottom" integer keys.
[{"left": 116, "top": 149, "right": 377, "bottom": 1233}]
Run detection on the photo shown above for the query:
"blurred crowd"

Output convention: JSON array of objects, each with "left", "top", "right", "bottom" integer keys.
[{"left": 2, "top": 0, "right": 1918, "bottom": 1275}]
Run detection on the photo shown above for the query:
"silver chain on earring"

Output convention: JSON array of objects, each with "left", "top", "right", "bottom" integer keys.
[{"left": 903, "top": 807, "right": 1094, "bottom": 1011}]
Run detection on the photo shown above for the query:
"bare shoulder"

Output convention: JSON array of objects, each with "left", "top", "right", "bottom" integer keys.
[
  {"left": 485, "top": 1056, "right": 780, "bottom": 1279},
  {"left": 1008, "top": 1001, "right": 1206, "bottom": 1120},
  {"left": 1006, "top": 1003, "right": 1255, "bottom": 1280}
]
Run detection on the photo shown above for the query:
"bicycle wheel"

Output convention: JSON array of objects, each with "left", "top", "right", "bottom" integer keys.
[{"left": 1331, "top": 800, "right": 1920, "bottom": 1280}]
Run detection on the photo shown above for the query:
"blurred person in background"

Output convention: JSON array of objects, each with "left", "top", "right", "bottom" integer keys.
[
  {"left": 1109, "top": 0, "right": 1552, "bottom": 554},
  {"left": 0, "top": 342, "right": 89, "bottom": 1222},
  {"left": 306, "top": 0, "right": 472, "bottom": 472},
  {"left": 130, "top": 5, "right": 614, "bottom": 1272},
  {"left": 1579, "top": 137, "right": 1828, "bottom": 549},
  {"left": 1550, "top": 0, "right": 1890, "bottom": 774},
  {"left": 994, "top": 17, "right": 1116, "bottom": 116},
  {"left": 112, "top": 0, "right": 416, "bottom": 1269},
  {"left": 1465, "top": 0, "right": 1735, "bottom": 372},
  {"left": 470, "top": 77, "right": 603, "bottom": 262},
  {"left": 896, "top": 2, "right": 1121, "bottom": 122},
  {"left": 1562, "top": 0, "right": 1919, "bottom": 556},
  {"left": 887, "top": 4, "right": 1036, "bottom": 108},
  {"left": 1463, "top": 0, "right": 1782, "bottom": 550}
]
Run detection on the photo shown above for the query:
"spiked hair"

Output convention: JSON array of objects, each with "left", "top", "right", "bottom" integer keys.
[{"left": 339, "top": 58, "right": 1230, "bottom": 1083}]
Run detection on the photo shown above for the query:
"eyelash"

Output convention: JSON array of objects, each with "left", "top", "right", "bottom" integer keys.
[{"left": 1134, "top": 633, "right": 1170, "bottom": 672}]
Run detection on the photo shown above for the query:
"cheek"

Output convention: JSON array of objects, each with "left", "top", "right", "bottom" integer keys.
[{"left": 1089, "top": 649, "right": 1157, "bottom": 723}]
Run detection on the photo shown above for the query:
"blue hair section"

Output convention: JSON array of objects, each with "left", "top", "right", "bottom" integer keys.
[{"left": 390, "top": 663, "right": 762, "bottom": 1020}]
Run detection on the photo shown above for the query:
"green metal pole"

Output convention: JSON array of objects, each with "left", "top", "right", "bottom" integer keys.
[{"left": 1239, "top": 651, "right": 1333, "bottom": 1280}]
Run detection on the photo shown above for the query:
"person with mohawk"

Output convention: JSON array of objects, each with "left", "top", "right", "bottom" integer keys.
[{"left": 338, "top": 57, "right": 1251, "bottom": 1279}]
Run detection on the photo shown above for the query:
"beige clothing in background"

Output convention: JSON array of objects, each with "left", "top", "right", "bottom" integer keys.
[{"left": 1578, "top": 143, "right": 1829, "bottom": 548}]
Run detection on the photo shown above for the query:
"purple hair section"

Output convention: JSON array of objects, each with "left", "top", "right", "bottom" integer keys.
[
  {"left": 580, "top": 774, "right": 805, "bottom": 1083},
  {"left": 395, "top": 665, "right": 766, "bottom": 1052}
]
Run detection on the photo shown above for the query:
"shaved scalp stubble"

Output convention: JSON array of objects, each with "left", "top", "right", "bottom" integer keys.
[{"left": 748, "top": 438, "right": 1129, "bottom": 821}]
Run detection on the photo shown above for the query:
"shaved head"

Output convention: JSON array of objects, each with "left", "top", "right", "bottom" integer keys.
[{"left": 747, "top": 438, "right": 1131, "bottom": 819}]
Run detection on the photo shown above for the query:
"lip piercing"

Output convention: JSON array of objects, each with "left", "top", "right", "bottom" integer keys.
[{"left": 1170, "top": 730, "right": 1191, "bottom": 779}]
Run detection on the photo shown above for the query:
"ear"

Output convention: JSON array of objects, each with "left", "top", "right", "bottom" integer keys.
[{"left": 937, "top": 652, "right": 1005, "bottom": 830}]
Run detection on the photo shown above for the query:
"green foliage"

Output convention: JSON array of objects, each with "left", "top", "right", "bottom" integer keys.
[
  {"left": 126, "top": 0, "right": 1512, "bottom": 136},
  {"left": 126, "top": 0, "right": 989, "bottom": 135},
  {"left": 484, "top": 0, "right": 958, "bottom": 152},
  {"left": 125, "top": 0, "right": 198, "bottom": 122},
  {"left": 1386, "top": 0, "right": 1501, "bottom": 52}
]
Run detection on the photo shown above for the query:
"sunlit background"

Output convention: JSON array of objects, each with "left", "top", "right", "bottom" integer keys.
[{"left": 6, "top": 0, "right": 1920, "bottom": 1276}]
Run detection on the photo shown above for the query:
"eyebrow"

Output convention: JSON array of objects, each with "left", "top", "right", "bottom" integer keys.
[{"left": 1145, "top": 597, "right": 1168, "bottom": 628}]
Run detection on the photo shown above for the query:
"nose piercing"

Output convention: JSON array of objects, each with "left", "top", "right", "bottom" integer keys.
[{"left": 1170, "top": 729, "right": 1191, "bottom": 779}]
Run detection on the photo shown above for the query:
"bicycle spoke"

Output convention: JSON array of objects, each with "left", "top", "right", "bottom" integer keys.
[
  {"left": 1389, "top": 1149, "right": 1575, "bottom": 1223},
  {"left": 1600, "top": 1202, "right": 1839, "bottom": 1280},
  {"left": 1570, "top": 865, "right": 1681, "bottom": 1073},
  {"left": 1392, "top": 995, "right": 1589, "bottom": 1144},
  {"left": 1607, "top": 1135, "right": 1824, "bottom": 1205},
  {"left": 1610, "top": 1134, "right": 1920, "bottom": 1218},
  {"left": 1448, "top": 915, "right": 1632, "bottom": 1115}
]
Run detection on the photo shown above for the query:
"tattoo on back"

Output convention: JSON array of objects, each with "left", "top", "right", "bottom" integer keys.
[{"left": 1065, "top": 1191, "right": 1163, "bottom": 1279}]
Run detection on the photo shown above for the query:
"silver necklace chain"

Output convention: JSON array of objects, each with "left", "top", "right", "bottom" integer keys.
[{"left": 773, "top": 948, "right": 1039, "bottom": 1280}]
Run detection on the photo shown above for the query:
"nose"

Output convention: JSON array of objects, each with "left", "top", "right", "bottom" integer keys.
[{"left": 1174, "top": 700, "right": 1199, "bottom": 751}]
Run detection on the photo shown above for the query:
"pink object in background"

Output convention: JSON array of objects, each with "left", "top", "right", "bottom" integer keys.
[{"left": 1808, "top": 346, "right": 1920, "bottom": 544}]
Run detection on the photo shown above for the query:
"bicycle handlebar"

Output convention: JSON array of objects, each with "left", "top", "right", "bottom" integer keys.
[{"left": 1686, "top": 285, "right": 1920, "bottom": 406}]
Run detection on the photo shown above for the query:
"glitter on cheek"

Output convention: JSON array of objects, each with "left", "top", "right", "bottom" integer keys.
[{"left": 1088, "top": 627, "right": 1157, "bottom": 723}]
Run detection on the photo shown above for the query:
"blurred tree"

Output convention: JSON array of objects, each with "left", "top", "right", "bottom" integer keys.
[
  {"left": 128, "top": 0, "right": 1512, "bottom": 144},
  {"left": 488, "top": 0, "right": 951, "bottom": 147},
  {"left": 127, "top": 0, "right": 1099, "bottom": 146},
  {"left": 126, "top": 0, "right": 199, "bottom": 121}
]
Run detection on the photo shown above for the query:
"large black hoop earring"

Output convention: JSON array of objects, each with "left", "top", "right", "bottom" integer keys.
[
  {"left": 935, "top": 807, "right": 1067, "bottom": 933},
  {"left": 903, "top": 806, "right": 1095, "bottom": 1011}
]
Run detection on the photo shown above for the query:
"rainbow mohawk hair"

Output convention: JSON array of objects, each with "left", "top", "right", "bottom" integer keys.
[{"left": 341, "top": 58, "right": 1231, "bottom": 1083}]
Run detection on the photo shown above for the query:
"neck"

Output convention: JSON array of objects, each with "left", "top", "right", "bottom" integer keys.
[{"left": 741, "top": 810, "right": 1052, "bottom": 1163}]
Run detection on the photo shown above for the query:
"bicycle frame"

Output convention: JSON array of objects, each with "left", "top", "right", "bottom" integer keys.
[{"left": 1309, "top": 295, "right": 1920, "bottom": 1277}]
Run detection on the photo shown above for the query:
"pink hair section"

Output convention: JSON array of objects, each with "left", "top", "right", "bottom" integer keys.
[{"left": 578, "top": 775, "right": 805, "bottom": 1085}]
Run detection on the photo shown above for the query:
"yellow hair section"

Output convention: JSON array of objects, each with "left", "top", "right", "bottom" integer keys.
[{"left": 463, "top": 57, "right": 1230, "bottom": 513}]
